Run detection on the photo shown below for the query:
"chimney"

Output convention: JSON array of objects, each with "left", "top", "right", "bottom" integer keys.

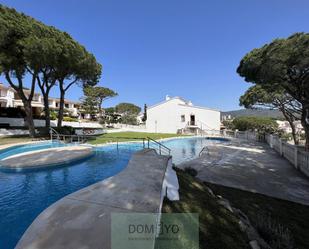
[{"left": 165, "top": 95, "right": 170, "bottom": 101}]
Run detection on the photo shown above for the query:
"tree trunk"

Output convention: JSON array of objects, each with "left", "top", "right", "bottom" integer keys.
[
  {"left": 290, "top": 124, "right": 299, "bottom": 145},
  {"left": 301, "top": 105, "right": 309, "bottom": 151},
  {"left": 43, "top": 94, "right": 51, "bottom": 129},
  {"left": 23, "top": 101, "right": 36, "bottom": 138},
  {"left": 285, "top": 116, "right": 299, "bottom": 145},
  {"left": 57, "top": 89, "right": 65, "bottom": 128}
]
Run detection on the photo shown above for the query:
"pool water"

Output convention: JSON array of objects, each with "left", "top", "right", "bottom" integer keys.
[
  {"left": 162, "top": 136, "right": 227, "bottom": 164},
  {"left": 0, "top": 137, "right": 227, "bottom": 249},
  {"left": 0, "top": 141, "right": 68, "bottom": 160}
]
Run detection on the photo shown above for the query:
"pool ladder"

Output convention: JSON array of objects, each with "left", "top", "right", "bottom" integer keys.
[{"left": 199, "top": 146, "right": 210, "bottom": 157}]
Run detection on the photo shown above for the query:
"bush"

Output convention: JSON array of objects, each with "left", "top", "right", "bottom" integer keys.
[
  {"left": 222, "top": 120, "right": 234, "bottom": 130},
  {"left": 36, "top": 127, "right": 50, "bottom": 136},
  {"left": 54, "top": 126, "right": 75, "bottom": 135},
  {"left": 0, "top": 107, "right": 26, "bottom": 118},
  {"left": 184, "top": 167, "right": 198, "bottom": 177},
  {"left": 120, "top": 114, "right": 138, "bottom": 125},
  {"left": 254, "top": 212, "right": 294, "bottom": 249},
  {"left": 50, "top": 110, "right": 57, "bottom": 120},
  {"left": 232, "top": 116, "right": 278, "bottom": 133},
  {"left": 63, "top": 116, "right": 78, "bottom": 122}
]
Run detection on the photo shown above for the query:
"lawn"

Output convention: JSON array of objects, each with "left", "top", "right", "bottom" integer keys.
[
  {"left": 159, "top": 168, "right": 309, "bottom": 249},
  {"left": 89, "top": 132, "right": 185, "bottom": 144},
  {"left": 0, "top": 135, "right": 34, "bottom": 145},
  {"left": 206, "top": 182, "right": 309, "bottom": 249},
  {"left": 158, "top": 168, "right": 250, "bottom": 249}
]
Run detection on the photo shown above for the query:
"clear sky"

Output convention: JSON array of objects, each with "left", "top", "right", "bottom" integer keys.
[{"left": 1, "top": 0, "right": 309, "bottom": 111}]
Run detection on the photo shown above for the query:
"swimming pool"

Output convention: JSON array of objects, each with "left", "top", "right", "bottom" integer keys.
[
  {"left": 0, "top": 141, "right": 68, "bottom": 160},
  {"left": 0, "top": 137, "right": 227, "bottom": 249}
]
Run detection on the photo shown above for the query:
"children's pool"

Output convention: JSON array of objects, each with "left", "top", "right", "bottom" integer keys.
[
  {"left": 0, "top": 137, "right": 228, "bottom": 249},
  {"left": 0, "top": 141, "right": 68, "bottom": 160}
]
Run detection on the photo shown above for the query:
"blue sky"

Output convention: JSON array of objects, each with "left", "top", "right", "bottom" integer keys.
[{"left": 1, "top": 0, "right": 309, "bottom": 111}]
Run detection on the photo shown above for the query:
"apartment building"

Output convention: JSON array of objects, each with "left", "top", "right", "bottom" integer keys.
[{"left": 0, "top": 83, "right": 80, "bottom": 117}]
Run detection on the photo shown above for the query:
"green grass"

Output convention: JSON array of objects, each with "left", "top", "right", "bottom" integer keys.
[
  {"left": 89, "top": 132, "right": 185, "bottom": 144},
  {"left": 0, "top": 135, "right": 34, "bottom": 145},
  {"left": 158, "top": 168, "right": 250, "bottom": 249},
  {"left": 206, "top": 182, "right": 309, "bottom": 249}
]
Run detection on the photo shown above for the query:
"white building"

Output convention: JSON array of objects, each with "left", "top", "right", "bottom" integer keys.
[
  {"left": 145, "top": 96, "right": 221, "bottom": 134},
  {"left": 0, "top": 83, "right": 80, "bottom": 117},
  {"left": 277, "top": 120, "right": 304, "bottom": 134}
]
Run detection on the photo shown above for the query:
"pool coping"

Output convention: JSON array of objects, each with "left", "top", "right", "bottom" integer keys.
[{"left": 0, "top": 146, "right": 94, "bottom": 171}]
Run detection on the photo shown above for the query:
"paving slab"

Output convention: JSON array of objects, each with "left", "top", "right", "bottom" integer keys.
[
  {"left": 179, "top": 139, "right": 309, "bottom": 205},
  {"left": 16, "top": 149, "right": 170, "bottom": 249},
  {"left": 0, "top": 146, "right": 93, "bottom": 169}
]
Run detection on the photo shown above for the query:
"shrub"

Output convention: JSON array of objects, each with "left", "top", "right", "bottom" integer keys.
[
  {"left": 0, "top": 107, "right": 26, "bottom": 118},
  {"left": 254, "top": 212, "right": 294, "bottom": 249},
  {"left": 63, "top": 116, "right": 78, "bottom": 122},
  {"left": 232, "top": 116, "right": 278, "bottom": 133},
  {"left": 120, "top": 114, "right": 138, "bottom": 125},
  {"left": 54, "top": 126, "right": 75, "bottom": 135},
  {"left": 184, "top": 167, "right": 198, "bottom": 177},
  {"left": 50, "top": 110, "right": 58, "bottom": 120}
]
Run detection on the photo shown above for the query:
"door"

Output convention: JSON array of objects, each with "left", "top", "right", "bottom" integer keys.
[{"left": 190, "top": 115, "right": 195, "bottom": 125}]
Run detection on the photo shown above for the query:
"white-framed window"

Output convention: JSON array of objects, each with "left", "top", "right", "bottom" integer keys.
[{"left": 181, "top": 115, "right": 185, "bottom": 122}]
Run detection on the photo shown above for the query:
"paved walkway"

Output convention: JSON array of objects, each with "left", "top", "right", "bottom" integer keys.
[
  {"left": 179, "top": 139, "right": 309, "bottom": 205},
  {"left": 16, "top": 149, "right": 170, "bottom": 249}
]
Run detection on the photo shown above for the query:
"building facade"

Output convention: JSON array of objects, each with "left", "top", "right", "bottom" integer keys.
[
  {"left": 145, "top": 96, "right": 221, "bottom": 134},
  {"left": 276, "top": 120, "right": 304, "bottom": 134},
  {"left": 0, "top": 83, "right": 80, "bottom": 117}
]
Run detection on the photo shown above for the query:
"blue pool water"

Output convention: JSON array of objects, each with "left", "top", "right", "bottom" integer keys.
[
  {"left": 0, "top": 141, "right": 68, "bottom": 160},
  {"left": 0, "top": 137, "right": 227, "bottom": 249}
]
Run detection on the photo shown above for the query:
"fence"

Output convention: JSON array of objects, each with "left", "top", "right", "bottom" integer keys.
[{"left": 251, "top": 133, "right": 309, "bottom": 178}]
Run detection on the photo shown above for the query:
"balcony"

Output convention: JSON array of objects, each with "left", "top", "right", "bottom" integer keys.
[{"left": 13, "top": 99, "right": 44, "bottom": 108}]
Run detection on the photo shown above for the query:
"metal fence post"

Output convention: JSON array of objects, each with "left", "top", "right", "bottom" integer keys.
[{"left": 294, "top": 146, "right": 298, "bottom": 169}]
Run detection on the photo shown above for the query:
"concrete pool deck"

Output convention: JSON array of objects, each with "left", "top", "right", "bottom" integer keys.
[
  {"left": 0, "top": 146, "right": 93, "bottom": 169},
  {"left": 16, "top": 149, "right": 171, "bottom": 249},
  {"left": 179, "top": 138, "right": 309, "bottom": 206}
]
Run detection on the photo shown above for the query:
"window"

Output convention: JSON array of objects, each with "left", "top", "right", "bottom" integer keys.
[
  {"left": 65, "top": 104, "right": 69, "bottom": 108},
  {"left": 56, "top": 102, "right": 59, "bottom": 107},
  {"left": 181, "top": 115, "right": 185, "bottom": 122}
]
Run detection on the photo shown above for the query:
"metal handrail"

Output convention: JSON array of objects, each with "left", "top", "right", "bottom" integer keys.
[
  {"left": 146, "top": 137, "right": 171, "bottom": 155},
  {"left": 199, "top": 146, "right": 209, "bottom": 157},
  {"left": 50, "top": 127, "right": 60, "bottom": 140},
  {"left": 49, "top": 132, "right": 172, "bottom": 155}
]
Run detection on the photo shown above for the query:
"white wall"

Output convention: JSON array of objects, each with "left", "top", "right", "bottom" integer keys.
[
  {"left": 146, "top": 98, "right": 180, "bottom": 133},
  {"left": 0, "top": 117, "right": 103, "bottom": 129},
  {"left": 0, "top": 128, "right": 29, "bottom": 136},
  {"left": 145, "top": 98, "right": 220, "bottom": 133}
]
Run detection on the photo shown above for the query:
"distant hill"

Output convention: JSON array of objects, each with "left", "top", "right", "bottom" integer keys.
[{"left": 221, "top": 109, "right": 284, "bottom": 119}]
